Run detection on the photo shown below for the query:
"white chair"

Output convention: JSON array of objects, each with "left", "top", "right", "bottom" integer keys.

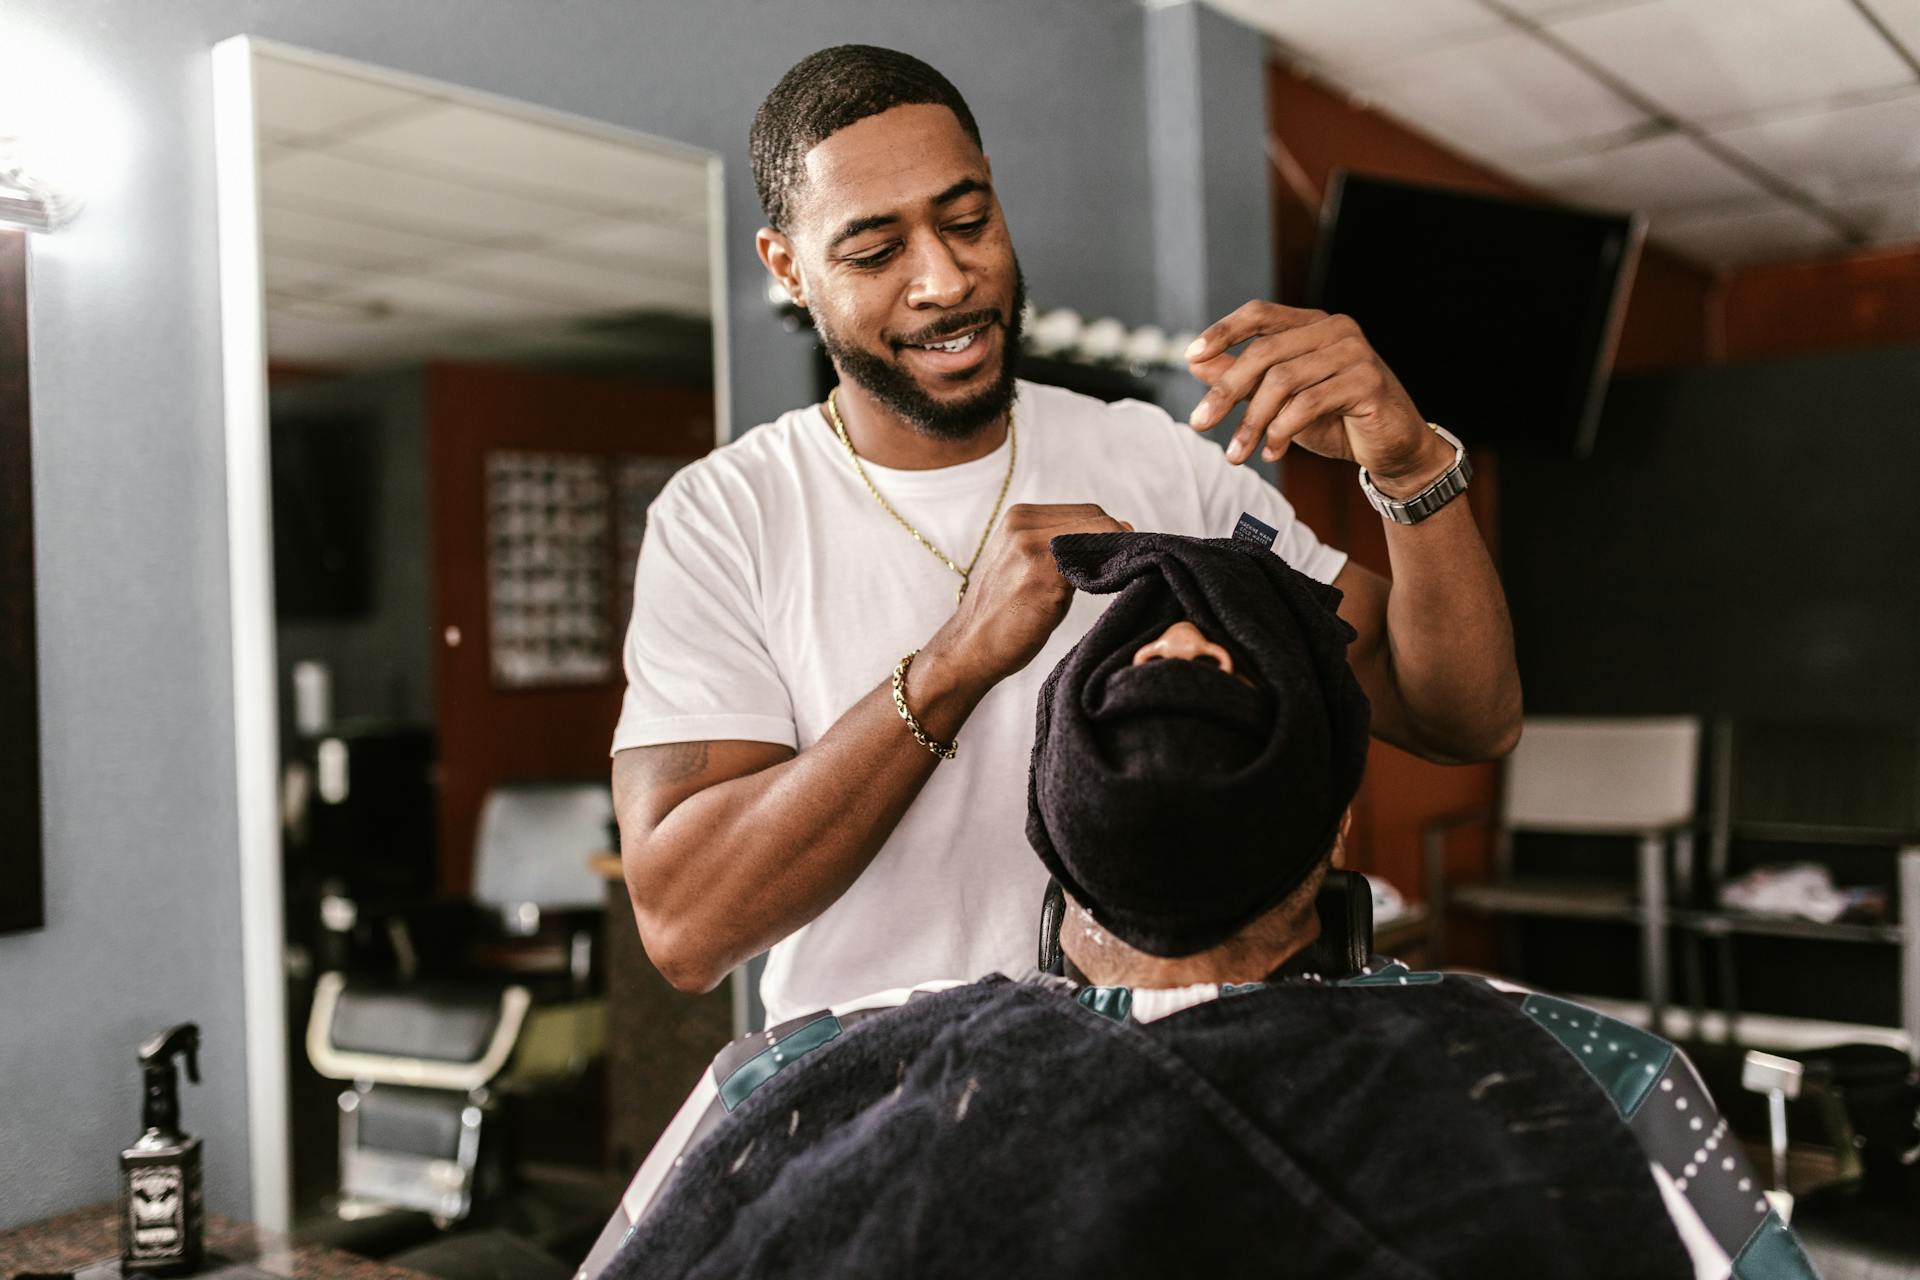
[
  {"left": 472, "top": 782, "right": 615, "bottom": 940},
  {"left": 1425, "top": 716, "right": 1702, "bottom": 1025}
]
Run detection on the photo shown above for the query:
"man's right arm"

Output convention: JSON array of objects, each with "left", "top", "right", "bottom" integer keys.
[
  {"left": 613, "top": 637, "right": 987, "bottom": 993},
  {"left": 614, "top": 502, "right": 1132, "bottom": 993}
]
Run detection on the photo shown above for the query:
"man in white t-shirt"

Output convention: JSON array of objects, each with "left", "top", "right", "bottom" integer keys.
[{"left": 611, "top": 45, "right": 1523, "bottom": 1026}]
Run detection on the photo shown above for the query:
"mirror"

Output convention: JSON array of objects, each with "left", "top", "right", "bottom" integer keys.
[{"left": 215, "top": 39, "right": 729, "bottom": 1229}]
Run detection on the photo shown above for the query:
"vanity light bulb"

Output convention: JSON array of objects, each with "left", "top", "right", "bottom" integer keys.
[
  {"left": 1077, "top": 317, "right": 1127, "bottom": 363},
  {"left": 1029, "top": 307, "right": 1083, "bottom": 356},
  {"left": 1124, "top": 325, "right": 1169, "bottom": 369}
]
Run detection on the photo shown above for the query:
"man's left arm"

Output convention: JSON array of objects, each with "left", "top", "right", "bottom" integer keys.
[{"left": 1185, "top": 301, "right": 1522, "bottom": 764}]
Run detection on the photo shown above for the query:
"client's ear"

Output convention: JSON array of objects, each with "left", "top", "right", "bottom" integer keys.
[{"left": 1331, "top": 805, "right": 1354, "bottom": 868}]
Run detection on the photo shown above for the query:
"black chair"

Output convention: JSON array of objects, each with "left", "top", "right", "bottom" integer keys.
[
  {"left": 304, "top": 782, "right": 616, "bottom": 1244},
  {"left": 1742, "top": 1044, "right": 1920, "bottom": 1278}
]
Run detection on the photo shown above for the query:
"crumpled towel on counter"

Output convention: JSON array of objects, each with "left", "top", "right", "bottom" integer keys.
[{"left": 1718, "top": 862, "right": 1885, "bottom": 924}]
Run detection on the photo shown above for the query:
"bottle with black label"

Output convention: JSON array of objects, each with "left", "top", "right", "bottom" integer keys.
[{"left": 120, "top": 1023, "right": 204, "bottom": 1275}]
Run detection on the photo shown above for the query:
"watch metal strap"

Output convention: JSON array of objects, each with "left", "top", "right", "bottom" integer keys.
[{"left": 1359, "top": 423, "right": 1472, "bottom": 525}]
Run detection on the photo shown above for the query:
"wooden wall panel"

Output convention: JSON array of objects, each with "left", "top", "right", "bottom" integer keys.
[
  {"left": 1721, "top": 245, "right": 1920, "bottom": 363},
  {"left": 426, "top": 362, "right": 712, "bottom": 895}
]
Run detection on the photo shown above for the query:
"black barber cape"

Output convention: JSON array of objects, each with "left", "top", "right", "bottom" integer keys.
[{"left": 606, "top": 974, "right": 1696, "bottom": 1280}]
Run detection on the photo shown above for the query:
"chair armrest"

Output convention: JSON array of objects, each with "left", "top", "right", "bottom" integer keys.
[{"left": 307, "top": 970, "right": 532, "bottom": 1090}]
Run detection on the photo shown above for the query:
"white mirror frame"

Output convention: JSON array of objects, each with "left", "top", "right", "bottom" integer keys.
[{"left": 210, "top": 34, "right": 731, "bottom": 1226}]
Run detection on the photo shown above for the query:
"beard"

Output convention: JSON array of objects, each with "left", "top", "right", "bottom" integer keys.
[{"left": 814, "top": 262, "right": 1027, "bottom": 442}]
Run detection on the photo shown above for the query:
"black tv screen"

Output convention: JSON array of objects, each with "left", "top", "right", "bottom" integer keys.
[{"left": 1306, "top": 171, "right": 1642, "bottom": 458}]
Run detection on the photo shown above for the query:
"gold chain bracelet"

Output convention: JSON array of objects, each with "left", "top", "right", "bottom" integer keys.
[{"left": 891, "top": 649, "right": 957, "bottom": 760}]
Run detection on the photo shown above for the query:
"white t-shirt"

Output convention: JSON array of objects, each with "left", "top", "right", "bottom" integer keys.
[{"left": 612, "top": 378, "right": 1348, "bottom": 1024}]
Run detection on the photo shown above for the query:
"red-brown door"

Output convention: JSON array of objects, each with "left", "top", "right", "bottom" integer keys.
[{"left": 426, "top": 361, "right": 712, "bottom": 895}]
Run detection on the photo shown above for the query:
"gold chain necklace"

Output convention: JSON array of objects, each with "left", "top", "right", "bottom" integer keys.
[{"left": 823, "top": 387, "right": 1017, "bottom": 605}]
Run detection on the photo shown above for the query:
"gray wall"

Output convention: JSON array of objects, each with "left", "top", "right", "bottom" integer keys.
[
  {"left": 0, "top": 0, "right": 1272, "bottom": 1226},
  {"left": 1, "top": 0, "right": 255, "bottom": 1226}
]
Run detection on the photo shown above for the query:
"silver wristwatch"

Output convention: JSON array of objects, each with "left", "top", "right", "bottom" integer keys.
[{"left": 1357, "top": 423, "right": 1472, "bottom": 525}]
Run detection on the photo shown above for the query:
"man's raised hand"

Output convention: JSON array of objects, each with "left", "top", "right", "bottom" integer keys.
[{"left": 1184, "top": 301, "right": 1450, "bottom": 493}]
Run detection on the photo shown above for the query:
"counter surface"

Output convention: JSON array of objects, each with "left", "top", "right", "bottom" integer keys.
[{"left": 0, "top": 1205, "right": 429, "bottom": 1280}]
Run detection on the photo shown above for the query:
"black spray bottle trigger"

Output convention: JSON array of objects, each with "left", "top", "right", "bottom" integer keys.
[{"left": 136, "top": 1024, "right": 201, "bottom": 1137}]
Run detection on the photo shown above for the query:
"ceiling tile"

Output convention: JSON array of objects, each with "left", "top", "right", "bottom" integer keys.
[
  {"left": 1859, "top": 0, "right": 1920, "bottom": 51},
  {"left": 1497, "top": 0, "right": 1661, "bottom": 19},
  {"left": 1832, "top": 184, "right": 1920, "bottom": 246},
  {"left": 1712, "top": 90, "right": 1920, "bottom": 202},
  {"left": 1342, "top": 30, "right": 1650, "bottom": 163},
  {"left": 332, "top": 274, "right": 587, "bottom": 325},
  {"left": 1649, "top": 198, "right": 1847, "bottom": 266},
  {"left": 1550, "top": 0, "right": 1916, "bottom": 120},
  {"left": 254, "top": 55, "right": 427, "bottom": 141},
  {"left": 265, "top": 308, "right": 467, "bottom": 363},
  {"left": 1516, "top": 132, "right": 1770, "bottom": 213},
  {"left": 1207, "top": 0, "right": 1504, "bottom": 72},
  {"left": 265, "top": 149, "right": 586, "bottom": 240},
  {"left": 260, "top": 203, "right": 479, "bottom": 269},
  {"left": 344, "top": 103, "right": 711, "bottom": 217},
  {"left": 262, "top": 256, "right": 343, "bottom": 292},
  {"left": 538, "top": 218, "right": 714, "bottom": 271},
  {"left": 424, "top": 245, "right": 707, "bottom": 311},
  {"left": 256, "top": 49, "right": 717, "bottom": 365}
]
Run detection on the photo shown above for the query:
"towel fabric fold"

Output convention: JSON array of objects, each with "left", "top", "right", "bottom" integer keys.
[{"left": 1025, "top": 532, "right": 1371, "bottom": 957}]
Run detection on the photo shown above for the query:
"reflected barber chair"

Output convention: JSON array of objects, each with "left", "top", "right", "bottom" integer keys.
[{"left": 304, "top": 782, "right": 615, "bottom": 1248}]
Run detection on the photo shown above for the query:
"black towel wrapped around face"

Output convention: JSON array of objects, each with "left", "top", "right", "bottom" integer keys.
[{"left": 1024, "top": 531, "right": 1371, "bottom": 957}]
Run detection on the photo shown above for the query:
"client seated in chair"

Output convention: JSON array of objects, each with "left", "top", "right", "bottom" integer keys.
[{"left": 582, "top": 532, "right": 1819, "bottom": 1280}]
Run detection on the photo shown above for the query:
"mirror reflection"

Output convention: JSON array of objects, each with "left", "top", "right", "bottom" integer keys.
[{"left": 254, "top": 47, "right": 722, "bottom": 1239}]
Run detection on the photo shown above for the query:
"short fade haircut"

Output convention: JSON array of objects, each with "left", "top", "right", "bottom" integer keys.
[{"left": 750, "top": 44, "right": 984, "bottom": 234}]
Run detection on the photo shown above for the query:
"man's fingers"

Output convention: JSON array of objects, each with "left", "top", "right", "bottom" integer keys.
[
  {"left": 1188, "top": 317, "right": 1346, "bottom": 429},
  {"left": 1009, "top": 503, "right": 1135, "bottom": 537},
  {"left": 1006, "top": 501, "right": 1112, "bottom": 526},
  {"left": 1185, "top": 350, "right": 1237, "bottom": 386},
  {"left": 1259, "top": 368, "right": 1370, "bottom": 460},
  {"left": 1185, "top": 301, "right": 1328, "bottom": 364},
  {"left": 1226, "top": 347, "right": 1349, "bottom": 463}
]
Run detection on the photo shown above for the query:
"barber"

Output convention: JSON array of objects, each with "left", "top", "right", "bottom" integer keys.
[{"left": 612, "top": 45, "right": 1521, "bottom": 1025}]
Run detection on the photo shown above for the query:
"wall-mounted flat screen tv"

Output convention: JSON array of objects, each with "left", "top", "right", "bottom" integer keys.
[{"left": 1306, "top": 170, "right": 1643, "bottom": 458}]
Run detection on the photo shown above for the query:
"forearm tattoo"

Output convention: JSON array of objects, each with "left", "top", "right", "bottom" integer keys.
[{"left": 646, "top": 740, "right": 712, "bottom": 787}]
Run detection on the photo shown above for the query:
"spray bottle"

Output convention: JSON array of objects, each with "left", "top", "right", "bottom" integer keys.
[{"left": 120, "top": 1023, "right": 204, "bottom": 1275}]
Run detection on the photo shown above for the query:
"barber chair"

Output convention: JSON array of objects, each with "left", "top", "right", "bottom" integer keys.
[
  {"left": 303, "top": 782, "right": 615, "bottom": 1257},
  {"left": 1038, "top": 868, "right": 1376, "bottom": 981}
]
